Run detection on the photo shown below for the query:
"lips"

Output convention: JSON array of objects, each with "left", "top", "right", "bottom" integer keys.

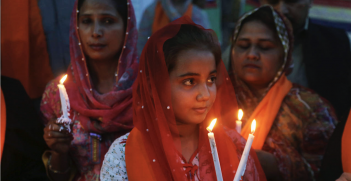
[
  {"left": 243, "top": 63, "right": 260, "bottom": 69},
  {"left": 193, "top": 107, "right": 207, "bottom": 114},
  {"left": 89, "top": 43, "right": 106, "bottom": 51}
]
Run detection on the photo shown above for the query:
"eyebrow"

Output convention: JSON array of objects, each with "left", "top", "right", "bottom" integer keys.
[{"left": 178, "top": 70, "right": 217, "bottom": 77}]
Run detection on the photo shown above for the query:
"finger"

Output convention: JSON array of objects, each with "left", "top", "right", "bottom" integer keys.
[
  {"left": 49, "top": 123, "right": 71, "bottom": 133},
  {"left": 46, "top": 131, "right": 73, "bottom": 138}
]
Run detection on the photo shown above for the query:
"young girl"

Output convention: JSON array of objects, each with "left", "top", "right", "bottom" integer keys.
[{"left": 100, "top": 17, "right": 266, "bottom": 181}]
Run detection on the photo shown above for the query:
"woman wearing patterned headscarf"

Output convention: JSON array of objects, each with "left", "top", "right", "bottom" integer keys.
[
  {"left": 137, "top": 0, "right": 210, "bottom": 57},
  {"left": 40, "top": 0, "right": 138, "bottom": 180},
  {"left": 229, "top": 6, "right": 337, "bottom": 180}
]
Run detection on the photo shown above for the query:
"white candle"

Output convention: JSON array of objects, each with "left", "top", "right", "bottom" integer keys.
[
  {"left": 57, "top": 74, "right": 72, "bottom": 132},
  {"left": 234, "top": 119, "right": 256, "bottom": 181},
  {"left": 236, "top": 109, "right": 244, "bottom": 133},
  {"left": 207, "top": 119, "right": 223, "bottom": 181}
]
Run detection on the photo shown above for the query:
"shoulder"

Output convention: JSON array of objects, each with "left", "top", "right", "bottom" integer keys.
[
  {"left": 144, "top": 1, "right": 157, "bottom": 14},
  {"left": 100, "top": 133, "right": 130, "bottom": 181},
  {"left": 308, "top": 21, "right": 349, "bottom": 44},
  {"left": 286, "top": 84, "right": 338, "bottom": 121}
]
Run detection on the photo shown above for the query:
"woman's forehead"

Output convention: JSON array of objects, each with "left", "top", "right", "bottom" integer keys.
[
  {"left": 80, "top": 0, "right": 117, "bottom": 14},
  {"left": 172, "top": 50, "right": 216, "bottom": 76},
  {"left": 237, "top": 21, "right": 278, "bottom": 41}
]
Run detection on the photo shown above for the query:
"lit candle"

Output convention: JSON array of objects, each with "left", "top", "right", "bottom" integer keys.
[
  {"left": 57, "top": 74, "right": 72, "bottom": 132},
  {"left": 236, "top": 109, "right": 243, "bottom": 133},
  {"left": 234, "top": 119, "right": 256, "bottom": 181},
  {"left": 207, "top": 119, "right": 223, "bottom": 181}
]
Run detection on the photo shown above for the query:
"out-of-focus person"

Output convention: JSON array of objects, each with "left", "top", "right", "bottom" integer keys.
[
  {"left": 137, "top": 0, "right": 210, "bottom": 56},
  {"left": 260, "top": 0, "right": 351, "bottom": 123},
  {"left": 320, "top": 109, "right": 351, "bottom": 181},
  {"left": 1, "top": 0, "right": 54, "bottom": 100},
  {"left": 1, "top": 76, "right": 49, "bottom": 180},
  {"left": 38, "top": 0, "right": 76, "bottom": 77}
]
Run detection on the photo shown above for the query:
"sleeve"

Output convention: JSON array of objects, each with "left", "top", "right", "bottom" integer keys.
[
  {"left": 40, "top": 79, "right": 61, "bottom": 125},
  {"left": 300, "top": 91, "right": 337, "bottom": 179},
  {"left": 100, "top": 134, "right": 129, "bottom": 181},
  {"left": 270, "top": 87, "right": 338, "bottom": 180},
  {"left": 136, "top": 3, "right": 155, "bottom": 57}
]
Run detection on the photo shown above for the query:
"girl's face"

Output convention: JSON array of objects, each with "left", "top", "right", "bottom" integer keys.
[
  {"left": 231, "top": 20, "right": 284, "bottom": 89},
  {"left": 169, "top": 49, "right": 217, "bottom": 125},
  {"left": 78, "top": 0, "right": 125, "bottom": 61}
]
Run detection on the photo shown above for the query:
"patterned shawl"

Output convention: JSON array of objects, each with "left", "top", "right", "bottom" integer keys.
[{"left": 230, "top": 6, "right": 337, "bottom": 180}]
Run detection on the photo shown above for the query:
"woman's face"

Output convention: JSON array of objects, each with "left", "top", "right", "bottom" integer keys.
[
  {"left": 231, "top": 20, "right": 284, "bottom": 89},
  {"left": 169, "top": 49, "right": 217, "bottom": 125},
  {"left": 78, "top": 0, "right": 125, "bottom": 61}
]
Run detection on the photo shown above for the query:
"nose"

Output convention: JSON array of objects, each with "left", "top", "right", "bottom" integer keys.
[
  {"left": 196, "top": 83, "right": 210, "bottom": 102},
  {"left": 247, "top": 46, "right": 259, "bottom": 61},
  {"left": 274, "top": 1, "right": 289, "bottom": 15},
  {"left": 92, "top": 22, "right": 102, "bottom": 38}
]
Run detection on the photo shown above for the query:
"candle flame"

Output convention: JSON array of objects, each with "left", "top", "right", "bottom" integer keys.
[
  {"left": 60, "top": 74, "right": 68, "bottom": 84},
  {"left": 251, "top": 119, "right": 256, "bottom": 134},
  {"left": 207, "top": 118, "right": 217, "bottom": 132},
  {"left": 238, "top": 109, "right": 243, "bottom": 121}
]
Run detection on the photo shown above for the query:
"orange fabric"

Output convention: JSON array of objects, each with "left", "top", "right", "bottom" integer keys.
[
  {"left": 126, "top": 128, "right": 160, "bottom": 181},
  {"left": 1, "top": 89, "right": 6, "bottom": 160},
  {"left": 126, "top": 128, "right": 241, "bottom": 181},
  {"left": 342, "top": 109, "right": 351, "bottom": 172},
  {"left": 241, "top": 74, "right": 293, "bottom": 150},
  {"left": 1, "top": 0, "right": 53, "bottom": 99},
  {"left": 152, "top": 2, "right": 193, "bottom": 34}
]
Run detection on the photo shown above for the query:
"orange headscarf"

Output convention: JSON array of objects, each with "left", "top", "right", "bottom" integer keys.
[
  {"left": 241, "top": 75, "right": 292, "bottom": 149},
  {"left": 1, "top": 89, "right": 6, "bottom": 160},
  {"left": 126, "top": 17, "right": 266, "bottom": 181},
  {"left": 1, "top": 0, "right": 53, "bottom": 99},
  {"left": 152, "top": 2, "right": 193, "bottom": 34},
  {"left": 342, "top": 109, "right": 351, "bottom": 172},
  {"left": 231, "top": 6, "right": 294, "bottom": 150}
]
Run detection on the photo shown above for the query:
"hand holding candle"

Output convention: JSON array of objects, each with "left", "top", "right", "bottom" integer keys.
[
  {"left": 57, "top": 74, "right": 72, "bottom": 133},
  {"left": 236, "top": 109, "right": 243, "bottom": 133},
  {"left": 207, "top": 119, "right": 223, "bottom": 181},
  {"left": 234, "top": 119, "right": 256, "bottom": 181}
]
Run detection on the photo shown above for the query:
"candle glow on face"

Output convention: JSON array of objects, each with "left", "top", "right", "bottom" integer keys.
[
  {"left": 207, "top": 118, "right": 217, "bottom": 132},
  {"left": 251, "top": 119, "right": 256, "bottom": 134},
  {"left": 238, "top": 109, "right": 243, "bottom": 121},
  {"left": 60, "top": 74, "right": 68, "bottom": 84}
]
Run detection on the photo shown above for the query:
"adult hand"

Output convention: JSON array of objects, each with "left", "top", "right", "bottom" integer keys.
[
  {"left": 43, "top": 119, "right": 73, "bottom": 155},
  {"left": 254, "top": 149, "right": 282, "bottom": 181},
  {"left": 336, "top": 172, "right": 351, "bottom": 181}
]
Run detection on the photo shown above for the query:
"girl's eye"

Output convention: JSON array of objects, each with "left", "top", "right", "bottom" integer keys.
[
  {"left": 183, "top": 79, "right": 194, "bottom": 86},
  {"left": 207, "top": 76, "right": 217, "bottom": 83}
]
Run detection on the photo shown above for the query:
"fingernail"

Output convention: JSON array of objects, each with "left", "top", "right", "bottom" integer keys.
[
  {"left": 48, "top": 133, "right": 51, "bottom": 137},
  {"left": 49, "top": 125, "right": 51, "bottom": 130}
]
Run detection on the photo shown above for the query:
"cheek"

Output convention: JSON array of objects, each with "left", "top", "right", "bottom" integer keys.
[
  {"left": 209, "top": 85, "right": 217, "bottom": 106},
  {"left": 261, "top": 53, "right": 283, "bottom": 77},
  {"left": 171, "top": 86, "right": 193, "bottom": 111},
  {"left": 108, "top": 27, "right": 125, "bottom": 47},
  {"left": 232, "top": 49, "right": 245, "bottom": 72}
]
